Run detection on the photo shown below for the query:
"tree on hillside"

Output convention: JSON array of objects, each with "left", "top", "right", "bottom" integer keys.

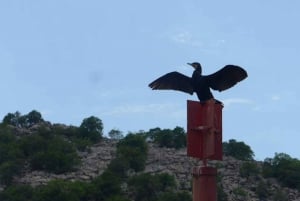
[
  {"left": 33, "top": 180, "right": 90, "bottom": 201},
  {"left": 2, "top": 110, "right": 44, "bottom": 128},
  {"left": 223, "top": 139, "right": 254, "bottom": 160},
  {"left": 91, "top": 171, "right": 123, "bottom": 201},
  {"left": 146, "top": 127, "right": 187, "bottom": 149},
  {"left": 0, "top": 127, "right": 24, "bottom": 185},
  {"left": 108, "top": 129, "right": 124, "bottom": 140},
  {"left": 172, "top": 126, "right": 187, "bottom": 148},
  {"left": 263, "top": 153, "right": 300, "bottom": 190},
  {"left": 0, "top": 185, "right": 34, "bottom": 201},
  {"left": 146, "top": 127, "right": 162, "bottom": 140},
  {"left": 79, "top": 116, "right": 103, "bottom": 142},
  {"left": 116, "top": 133, "right": 148, "bottom": 172},
  {"left": 239, "top": 161, "right": 260, "bottom": 178},
  {"left": 128, "top": 173, "right": 177, "bottom": 201},
  {"left": 2, "top": 111, "right": 22, "bottom": 127},
  {"left": 26, "top": 110, "right": 44, "bottom": 127}
]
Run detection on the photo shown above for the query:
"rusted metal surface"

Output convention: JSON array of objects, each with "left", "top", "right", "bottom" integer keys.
[
  {"left": 187, "top": 100, "right": 223, "bottom": 160},
  {"left": 192, "top": 166, "right": 217, "bottom": 201}
]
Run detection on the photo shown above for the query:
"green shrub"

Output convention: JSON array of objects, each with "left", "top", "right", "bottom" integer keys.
[
  {"left": 19, "top": 134, "right": 47, "bottom": 157},
  {"left": 255, "top": 181, "right": 269, "bottom": 199},
  {"left": 217, "top": 184, "right": 228, "bottom": 201},
  {"left": 0, "top": 135, "right": 23, "bottom": 163},
  {"left": 146, "top": 127, "right": 186, "bottom": 149},
  {"left": 79, "top": 116, "right": 103, "bottom": 142},
  {"left": 2, "top": 112, "right": 22, "bottom": 127},
  {"left": 128, "top": 173, "right": 176, "bottom": 201},
  {"left": 0, "top": 128, "right": 24, "bottom": 185},
  {"left": 2, "top": 110, "right": 44, "bottom": 128},
  {"left": 90, "top": 171, "right": 123, "bottom": 201},
  {"left": 20, "top": 134, "right": 80, "bottom": 173},
  {"left": 0, "top": 185, "right": 34, "bottom": 201},
  {"left": 52, "top": 124, "right": 93, "bottom": 151},
  {"left": 223, "top": 139, "right": 254, "bottom": 160},
  {"left": 108, "top": 129, "right": 124, "bottom": 140},
  {"left": 263, "top": 153, "right": 300, "bottom": 190},
  {"left": 32, "top": 136, "right": 80, "bottom": 173},
  {"left": 105, "top": 195, "right": 130, "bottom": 201},
  {"left": 116, "top": 134, "right": 148, "bottom": 172},
  {"left": 239, "top": 161, "right": 260, "bottom": 178},
  {"left": 107, "top": 157, "right": 130, "bottom": 178},
  {"left": 157, "top": 192, "right": 191, "bottom": 201},
  {"left": 25, "top": 110, "right": 44, "bottom": 127},
  {"left": 52, "top": 125, "right": 79, "bottom": 138},
  {"left": 0, "top": 161, "right": 23, "bottom": 185},
  {"left": 34, "top": 180, "right": 90, "bottom": 201},
  {"left": 72, "top": 138, "right": 92, "bottom": 151}
]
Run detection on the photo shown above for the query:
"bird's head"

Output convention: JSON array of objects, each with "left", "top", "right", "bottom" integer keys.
[{"left": 187, "top": 62, "right": 202, "bottom": 73}]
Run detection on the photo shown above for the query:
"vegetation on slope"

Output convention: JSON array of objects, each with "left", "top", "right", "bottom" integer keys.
[
  {"left": 0, "top": 125, "right": 190, "bottom": 201},
  {"left": 0, "top": 110, "right": 300, "bottom": 201}
]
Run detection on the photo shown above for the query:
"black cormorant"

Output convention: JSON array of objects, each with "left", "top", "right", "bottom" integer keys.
[{"left": 148, "top": 62, "right": 247, "bottom": 102}]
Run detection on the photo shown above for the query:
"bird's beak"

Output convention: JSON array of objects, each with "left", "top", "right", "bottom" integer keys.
[{"left": 187, "top": 63, "right": 195, "bottom": 68}]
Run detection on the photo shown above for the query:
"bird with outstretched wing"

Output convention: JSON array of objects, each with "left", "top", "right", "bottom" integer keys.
[{"left": 149, "top": 62, "right": 247, "bottom": 102}]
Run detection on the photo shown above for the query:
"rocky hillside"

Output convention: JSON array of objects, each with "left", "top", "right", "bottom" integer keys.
[{"left": 6, "top": 138, "right": 300, "bottom": 201}]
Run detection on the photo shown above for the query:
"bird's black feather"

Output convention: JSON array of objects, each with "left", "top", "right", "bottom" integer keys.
[
  {"left": 208, "top": 65, "right": 248, "bottom": 92},
  {"left": 148, "top": 63, "right": 247, "bottom": 102},
  {"left": 148, "top": 72, "right": 194, "bottom": 95}
]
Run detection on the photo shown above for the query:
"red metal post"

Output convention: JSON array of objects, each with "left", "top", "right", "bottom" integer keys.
[
  {"left": 187, "top": 100, "right": 223, "bottom": 201},
  {"left": 187, "top": 100, "right": 223, "bottom": 160},
  {"left": 192, "top": 166, "right": 217, "bottom": 201}
]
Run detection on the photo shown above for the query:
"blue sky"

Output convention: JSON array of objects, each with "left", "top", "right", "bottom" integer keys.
[{"left": 0, "top": 1, "right": 299, "bottom": 160}]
